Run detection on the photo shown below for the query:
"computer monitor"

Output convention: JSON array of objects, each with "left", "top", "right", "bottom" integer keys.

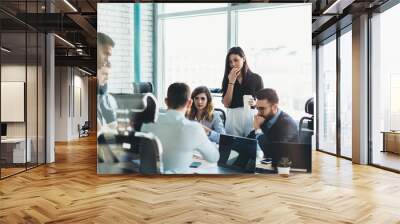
[
  {"left": 1, "top": 123, "right": 7, "bottom": 137},
  {"left": 218, "top": 134, "right": 257, "bottom": 173}
]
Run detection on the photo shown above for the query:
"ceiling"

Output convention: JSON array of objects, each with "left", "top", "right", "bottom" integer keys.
[{"left": 0, "top": 0, "right": 393, "bottom": 72}]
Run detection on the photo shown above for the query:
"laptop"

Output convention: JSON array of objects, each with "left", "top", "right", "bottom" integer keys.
[{"left": 217, "top": 134, "right": 258, "bottom": 173}]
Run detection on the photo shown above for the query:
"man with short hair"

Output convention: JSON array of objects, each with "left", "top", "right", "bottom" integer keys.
[
  {"left": 248, "top": 88, "right": 298, "bottom": 159},
  {"left": 141, "top": 83, "right": 219, "bottom": 174},
  {"left": 97, "top": 32, "right": 115, "bottom": 69},
  {"left": 97, "top": 32, "right": 117, "bottom": 133}
]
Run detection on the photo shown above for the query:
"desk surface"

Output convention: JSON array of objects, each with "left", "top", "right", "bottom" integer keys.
[{"left": 189, "top": 156, "right": 275, "bottom": 174}]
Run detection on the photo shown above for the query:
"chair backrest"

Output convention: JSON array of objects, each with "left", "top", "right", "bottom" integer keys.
[
  {"left": 214, "top": 108, "right": 226, "bottom": 126},
  {"left": 135, "top": 132, "right": 163, "bottom": 174},
  {"left": 298, "top": 97, "right": 314, "bottom": 143},
  {"left": 305, "top": 98, "right": 314, "bottom": 115},
  {"left": 132, "top": 93, "right": 159, "bottom": 131},
  {"left": 134, "top": 82, "right": 153, "bottom": 94},
  {"left": 82, "top": 121, "right": 90, "bottom": 129}
]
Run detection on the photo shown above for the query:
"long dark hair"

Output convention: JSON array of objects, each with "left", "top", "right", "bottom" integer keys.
[
  {"left": 187, "top": 86, "right": 214, "bottom": 122},
  {"left": 222, "top": 47, "right": 250, "bottom": 90}
]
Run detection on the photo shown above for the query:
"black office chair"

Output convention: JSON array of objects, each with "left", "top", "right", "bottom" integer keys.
[
  {"left": 131, "top": 93, "right": 158, "bottom": 131},
  {"left": 78, "top": 121, "right": 90, "bottom": 138},
  {"left": 214, "top": 108, "right": 226, "bottom": 126},
  {"left": 298, "top": 98, "right": 314, "bottom": 144},
  {"left": 133, "top": 82, "right": 153, "bottom": 94},
  {"left": 209, "top": 88, "right": 222, "bottom": 94},
  {"left": 131, "top": 94, "right": 163, "bottom": 174},
  {"left": 135, "top": 132, "right": 163, "bottom": 174},
  {"left": 98, "top": 93, "right": 158, "bottom": 163}
]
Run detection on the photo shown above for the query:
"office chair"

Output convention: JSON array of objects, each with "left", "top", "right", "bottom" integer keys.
[
  {"left": 98, "top": 93, "right": 158, "bottom": 162},
  {"left": 209, "top": 88, "right": 222, "bottom": 94},
  {"left": 135, "top": 132, "right": 163, "bottom": 174},
  {"left": 298, "top": 98, "right": 314, "bottom": 144},
  {"left": 78, "top": 121, "right": 90, "bottom": 138},
  {"left": 131, "top": 94, "right": 163, "bottom": 174},
  {"left": 214, "top": 108, "right": 226, "bottom": 126},
  {"left": 133, "top": 82, "right": 153, "bottom": 93},
  {"left": 131, "top": 93, "right": 158, "bottom": 131}
]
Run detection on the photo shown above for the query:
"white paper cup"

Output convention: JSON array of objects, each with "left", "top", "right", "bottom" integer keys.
[{"left": 243, "top": 95, "right": 252, "bottom": 111}]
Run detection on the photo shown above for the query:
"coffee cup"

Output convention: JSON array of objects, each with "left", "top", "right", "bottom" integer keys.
[{"left": 243, "top": 95, "right": 253, "bottom": 110}]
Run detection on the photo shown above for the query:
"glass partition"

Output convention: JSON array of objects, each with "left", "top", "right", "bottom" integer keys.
[
  {"left": 0, "top": 1, "right": 46, "bottom": 179},
  {"left": 317, "top": 36, "right": 337, "bottom": 155}
]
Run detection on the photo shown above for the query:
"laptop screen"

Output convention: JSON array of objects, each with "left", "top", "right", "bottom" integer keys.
[{"left": 218, "top": 134, "right": 257, "bottom": 173}]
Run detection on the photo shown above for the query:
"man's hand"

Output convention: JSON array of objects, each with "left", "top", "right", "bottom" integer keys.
[{"left": 253, "top": 115, "right": 265, "bottom": 130}]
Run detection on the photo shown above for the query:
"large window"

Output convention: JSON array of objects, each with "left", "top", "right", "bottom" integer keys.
[
  {"left": 237, "top": 5, "right": 312, "bottom": 120},
  {"left": 371, "top": 3, "right": 400, "bottom": 171},
  {"left": 160, "top": 3, "right": 228, "bottom": 14},
  {"left": 158, "top": 3, "right": 312, "bottom": 115},
  {"left": 318, "top": 36, "right": 337, "bottom": 154},
  {"left": 340, "top": 29, "right": 352, "bottom": 158},
  {"left": 162, "top": 13, "right": 227, "bottom": 102}
]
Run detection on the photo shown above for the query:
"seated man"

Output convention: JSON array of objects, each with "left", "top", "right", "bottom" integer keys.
[
  {"left": 248, "top": 88, "right": 298, "bottom": 159},
  {"left": 141, "top": 82, "right": 219, "bottom": 174}
]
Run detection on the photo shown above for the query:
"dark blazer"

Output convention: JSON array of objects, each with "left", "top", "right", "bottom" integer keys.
[{"left": 248, "top": 111, "right": 298, "bottom": 158}]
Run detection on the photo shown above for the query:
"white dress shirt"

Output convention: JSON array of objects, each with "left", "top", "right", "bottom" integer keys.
[{"left": 141, "top": 110, "right": 219, "bottom": 174}]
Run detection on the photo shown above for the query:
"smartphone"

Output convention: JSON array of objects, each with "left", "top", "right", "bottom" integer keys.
[
  {"left": 189, "top": 161, "right": 202, "bottom": 168},
  {"left": 260, "top": 158, "right": 272, "bottom": 164}
]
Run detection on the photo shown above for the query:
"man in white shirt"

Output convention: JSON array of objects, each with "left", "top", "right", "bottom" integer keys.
[{"left": 141, "top": 83, "right": 219, "bottom": 174}]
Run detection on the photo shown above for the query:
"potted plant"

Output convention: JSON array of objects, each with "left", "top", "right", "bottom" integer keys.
[{"left": 277, "top": 157, "right": 292, "bottom": 177}]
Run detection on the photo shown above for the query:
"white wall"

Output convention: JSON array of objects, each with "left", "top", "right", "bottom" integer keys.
[
  {"left": 141, "top": 4, "right": 154, "bottom": 83},
  {"left": 97, "top": 3, "right": 154, "bottom": 93},
  {"left": 1, "top": 64, "right": 46, "bottom": 163},
  {"left": 54, "top": 67, "right": 89, "bottom": 141},
  {"left": 98, "top": 3, "right": 134, "bottom": 93}
]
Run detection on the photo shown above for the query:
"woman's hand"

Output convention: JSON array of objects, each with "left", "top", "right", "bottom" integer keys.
[
  {"left": 248, "top": 97, "right": 256, "bottom": 107},
  {"left": 228, "top": 67, "right": 240, "bottom": 83}
]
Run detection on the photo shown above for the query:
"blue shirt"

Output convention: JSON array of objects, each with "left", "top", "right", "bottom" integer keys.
[
  {"left": 195, "top": 111, "right": 226, "bottom": 143},
  {"left": 255, "top": 109, "right": 282, "bottom": 140},
  {"left": 264, "top": 109, "right": 282, "bottom": 132}
]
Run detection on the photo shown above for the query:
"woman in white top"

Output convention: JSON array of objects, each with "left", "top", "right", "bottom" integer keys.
[{"left": 187, "top": 86, "right": 226, "bottom": 143}]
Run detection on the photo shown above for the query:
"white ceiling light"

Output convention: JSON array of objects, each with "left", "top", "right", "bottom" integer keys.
[
  {"left": 1, "top": 47, "right": 11, "bottom": 53},
  {"left": 54, "top": 34, "right": 75, "bottom": 48},
  {"left": 78, "top": 67, "right": 92, "bottom": 76},
  {"left": 63, "top": 0, "right": 78, "bottom": 12},
  {"left": 322, "top": 0, "right": 354, "bottom": 15}
]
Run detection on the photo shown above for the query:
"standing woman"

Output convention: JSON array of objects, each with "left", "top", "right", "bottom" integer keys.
[
  {"left": 187, "top": 86, "right": 226, "bottom": 143},
  {"left": 222, "top": 47, "right": 264, "bottom": 137}
]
